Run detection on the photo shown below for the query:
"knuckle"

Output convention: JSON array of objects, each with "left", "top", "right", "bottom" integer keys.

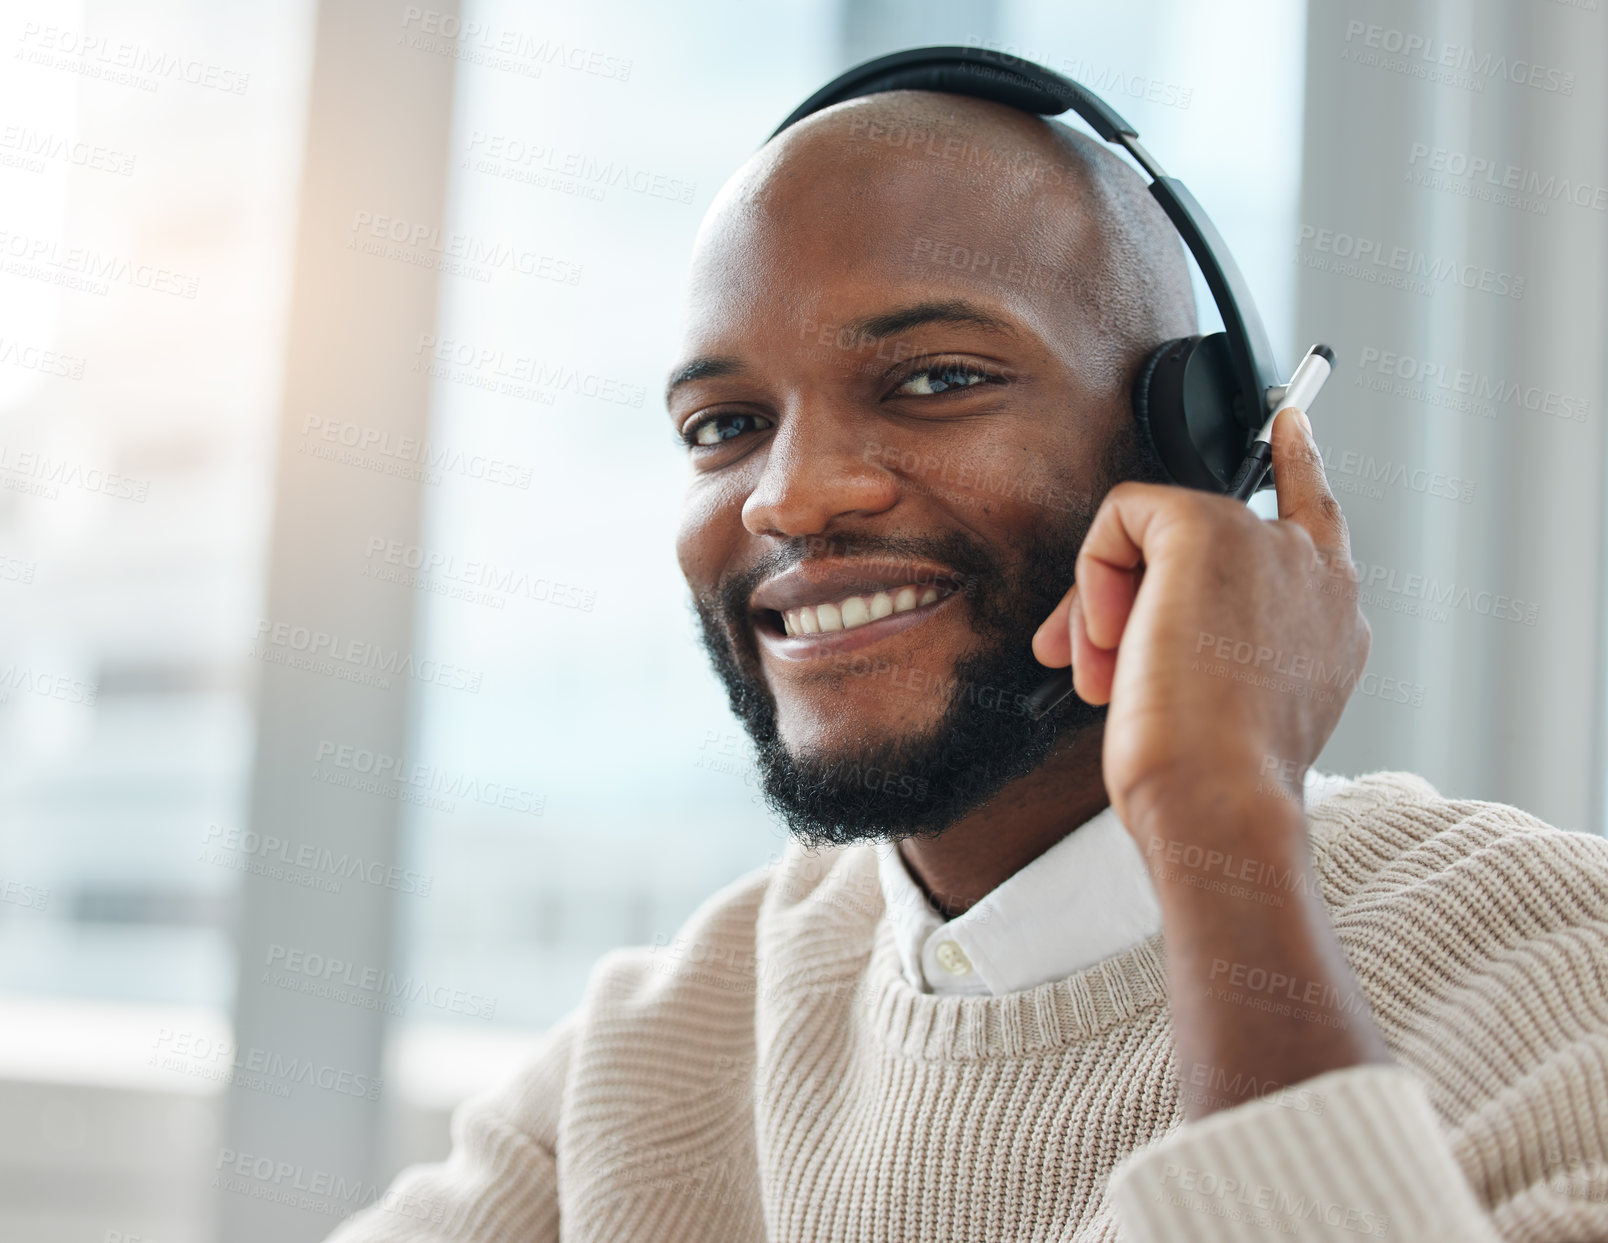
[
  {"left": 1312, "top": 492, "right": 1345, "bottom": 529},
  {"left": 1294, "top": 430, "right": 1325, "bottom": 467},
  {"left": 1104, "top": 479, "right": 1150, "bottom": 507},
  {"left": 1098, "top": 483, "right": 1127, "bottom": 511}
]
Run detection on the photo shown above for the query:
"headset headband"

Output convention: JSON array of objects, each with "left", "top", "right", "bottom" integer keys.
[{"left": 770, "top": 45, "right": 1284, "bottom": 428}]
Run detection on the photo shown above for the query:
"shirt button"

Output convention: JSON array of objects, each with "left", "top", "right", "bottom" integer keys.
[{"left": 934, "top": 940, "right": 972, "bottom": 976}]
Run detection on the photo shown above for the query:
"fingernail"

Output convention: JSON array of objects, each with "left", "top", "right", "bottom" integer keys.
[{"left": 1294, "top": 407, "right": 1312, "bottom": 438}]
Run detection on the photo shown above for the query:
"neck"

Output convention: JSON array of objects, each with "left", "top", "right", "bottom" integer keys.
[{"left": 896, "top": 721, "right": 1108, "bottom": 918}]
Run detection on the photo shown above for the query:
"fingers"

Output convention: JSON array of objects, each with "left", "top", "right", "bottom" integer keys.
[
  {"left": 1076, "top": 483, "right": 1170, "bottom": 650},
  {"left": 1070, "top": 589, "right": 1117, "bottom": 705},
  {"left": 1030, "top": 583, "right": 1120, "bottom": 703},
  {"left": 1032, "top": 584, "right": 1075, "bottom": 668},
  {"left": 1271, "top": 406, "right": 1350, "bottom": 559}
]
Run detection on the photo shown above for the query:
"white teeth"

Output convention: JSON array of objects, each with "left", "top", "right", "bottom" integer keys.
[{"left": 781, "top": 584, "right": 947, "bottom": 638}]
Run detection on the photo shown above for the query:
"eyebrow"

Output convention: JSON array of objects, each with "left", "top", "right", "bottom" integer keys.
[
  {"left": 842, "top": 299, "right": 1017, "bottom": 342},
  {"left": 663, "top": 298, "right": 1017, "bottom": 405},
  {"left": 664, "top": 356, "right": 745, "bottom": 405}
]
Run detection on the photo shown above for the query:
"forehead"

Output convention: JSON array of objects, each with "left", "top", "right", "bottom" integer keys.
[{"left": 680, "top": 109, "right": 1097, "bottom": 353}]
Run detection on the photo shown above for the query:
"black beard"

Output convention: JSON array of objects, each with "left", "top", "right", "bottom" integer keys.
[{"left": 693, "top": 520, "right": 1106, "bottom": 849}]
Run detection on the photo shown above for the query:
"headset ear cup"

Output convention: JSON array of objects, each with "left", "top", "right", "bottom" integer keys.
[
  {"left": 1130, "top": 337, "right": 1183, "bottom": 478},
  {"left": 1129, "top": 332, "right": 1247, "bottom": 493}
]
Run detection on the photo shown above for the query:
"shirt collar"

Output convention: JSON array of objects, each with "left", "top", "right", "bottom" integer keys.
[
  {"left": 876, "top": 802, "right": 1161, "bottom": 996},
  {"left": 876, "top": 769, "right": 1345, "bottom": 996}
]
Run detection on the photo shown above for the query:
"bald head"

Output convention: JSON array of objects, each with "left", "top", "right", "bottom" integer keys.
[{"left": 689, "top": 90, "right": 1197, "bottom": 388}]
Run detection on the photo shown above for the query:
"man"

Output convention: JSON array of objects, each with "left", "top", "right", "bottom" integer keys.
[{"left": 330, "top": 89, "right": 1608, "bottom": 1242}]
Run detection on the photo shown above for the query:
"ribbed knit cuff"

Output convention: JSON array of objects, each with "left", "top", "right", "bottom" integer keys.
[{"left": 1108, "top": 1065, "right": 1500, "bottom": 1242}]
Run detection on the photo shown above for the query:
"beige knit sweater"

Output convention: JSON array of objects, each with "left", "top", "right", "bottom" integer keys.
[{"left": 329, "top": 772, "right": 1608, "bottom": 1242}]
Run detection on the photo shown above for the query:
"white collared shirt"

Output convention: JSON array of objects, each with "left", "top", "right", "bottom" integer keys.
[{"left": 876, "top": 769, "right": 1348, "bottom": 995}]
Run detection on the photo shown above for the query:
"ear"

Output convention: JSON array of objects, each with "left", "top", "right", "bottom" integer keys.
[{"left": 1130, "top": 333, "right": 1251, "bottom": 493}]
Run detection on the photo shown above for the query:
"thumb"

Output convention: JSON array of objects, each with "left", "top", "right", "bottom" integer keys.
[{"left": 1270, "top": 405, "right": 1349, "bottom": 556}]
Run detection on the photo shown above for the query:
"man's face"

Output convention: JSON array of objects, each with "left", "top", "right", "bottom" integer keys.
[{"left": 669, "top": 107, "right": 1142, "bottom": 844}]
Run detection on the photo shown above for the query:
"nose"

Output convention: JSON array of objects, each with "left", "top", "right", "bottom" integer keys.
[{"left": 741, "top": 408, "right": 900, "bottom": 539}]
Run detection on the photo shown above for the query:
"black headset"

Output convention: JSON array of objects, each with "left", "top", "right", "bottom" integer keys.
[{"left": 771, "top": 45, "right": 1287, "bottom": 494}]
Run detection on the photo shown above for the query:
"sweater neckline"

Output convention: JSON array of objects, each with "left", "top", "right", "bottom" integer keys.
[
  {"left": 764, "top": 773, "right": 1421, "bottom": 1063},
  {"left": 822, "top": 845, "right": 1172, "bottom": 1060},
  {"left": 863, "top": 916, "right": 1171, "bottom": 1060}
]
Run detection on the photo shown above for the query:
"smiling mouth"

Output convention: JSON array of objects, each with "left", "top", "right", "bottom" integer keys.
[
  {"left": 749, "top": 578, "right": 958, "bottom": 646},
  {"left": 776, "top": 584, "right": 946, "bottom": 636}
]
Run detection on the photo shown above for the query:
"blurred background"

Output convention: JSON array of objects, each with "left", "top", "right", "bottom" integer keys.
[{"left": 0, "top": 0, "right": 1602, "bottom": 1239}]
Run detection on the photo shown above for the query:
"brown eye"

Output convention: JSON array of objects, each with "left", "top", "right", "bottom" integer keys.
[
  {"left": 687, "top": 412, "right": 772, "bottom": 447},
  {"left": 895, "top": 364, "right": 991, "bottom": 396}
]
